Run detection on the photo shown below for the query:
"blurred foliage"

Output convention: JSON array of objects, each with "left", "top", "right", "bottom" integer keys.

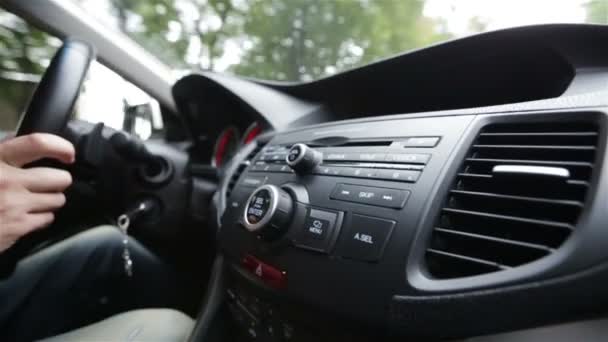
[
  {"left": 0, "top": 0, "right": 607, "bottom": 129},
  {"left": 0, "top": 10, "right": 58, "bottom": 130},
  {"left": 585, "top": 0, "right": 608, "bottom": 24},
  {"left": 234, "top": 0, "right": 452, "bottom": 81},
  {"left": 110, "top": 0, "right": 453, "bottom": 81}
]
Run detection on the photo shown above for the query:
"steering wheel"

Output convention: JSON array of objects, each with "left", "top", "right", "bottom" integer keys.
[{"left": 16, "top": 39, "right": 95, "bottom": 136}]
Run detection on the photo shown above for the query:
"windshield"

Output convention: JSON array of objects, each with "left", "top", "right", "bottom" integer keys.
[{"left": 74, "top": 0, "right": 606, "bottom": 82}]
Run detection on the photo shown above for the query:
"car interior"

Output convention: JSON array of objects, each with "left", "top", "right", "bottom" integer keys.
[{"left": 1, "top": 0, "right": 608, "bottom": 341}]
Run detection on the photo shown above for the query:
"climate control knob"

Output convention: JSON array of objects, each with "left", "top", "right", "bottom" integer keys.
[
  {"left": 286, "top": 143, "right": 323, "bottom": 173},
  {"left": 242, "top": 184, "right": 294, "bottom": 241}
]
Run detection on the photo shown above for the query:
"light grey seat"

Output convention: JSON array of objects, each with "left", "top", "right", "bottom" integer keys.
[{"left": 37, "top": 309, "right": 194, "bottom": 342}]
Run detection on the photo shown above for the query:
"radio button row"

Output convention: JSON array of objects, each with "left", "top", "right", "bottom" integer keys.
[
  {"left": 313, "top": 166, "right": 420, "bottom": 182},
  {"left": 274, "top": 164, "right": 293, "bottom": 173},
  {"left": 343, "top": 168, "right": 378, "bottom": 179},
  {"left": 313, "top": 166, "right": 343, "bottom": 176},
  {"left": 374, "top": 169, "right": 421, "bottom": 182},
  {"left": 330, "top": 184, "right": 409, "bottom": 209},
  {"left": 250, "top": 163, "right": 293, "bottom": 173},
  {"left": 250, "top": 163, "right": 272, "bottom": 172}
]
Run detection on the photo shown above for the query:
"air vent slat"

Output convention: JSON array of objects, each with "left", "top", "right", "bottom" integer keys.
[
  {"left": 434, "top": 227, "right": 553, "bottom": 252},
  {"left": 450, "top": 190, "right": 583, "bottom": 208},
  {"left": 448, "top": 190, "right": 582, "bottom": 223},
  {"left": 473, "top": 144, "right": 595, "bottom": 150},
  {"left": 466, "top": 158, "right": 593, "bottom": 167},
  {"left": 442, "top": 208, "right": 574, "bottom": 230},
  {"left": 426, "top": 120, "right": 598, "bottom": 279},
  {"left": 457, "top": 172, "right": 492, "bottom": 178},
  {"left": 464, "top": 158, "right": 593, "bottom": 179},
  {"left": 427, "top": 249, "right": 506, "bottom": 268},
  {"left": 456, "top": 176, "right": 588, "bottom": 200},
  {"left": 479, "top": 132, "right": 597, "bottom": 137},
  {"left": 477, "top": 132, "right": 598, "bottom": 146},
  {"left": 426, "top": 249, "right": 507, "bottom": 278}
]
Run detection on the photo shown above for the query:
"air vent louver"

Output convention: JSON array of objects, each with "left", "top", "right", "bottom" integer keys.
[
  {"left": 426, "top": 121, "right": 599, "bottom": 279},
  {"left": 226, "top": 142, "right": 265, "bottom": 198}
]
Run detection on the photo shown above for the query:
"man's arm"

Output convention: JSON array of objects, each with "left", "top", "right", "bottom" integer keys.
[{"left": 0, "top": 133, "right": 75, "bottom": 253}]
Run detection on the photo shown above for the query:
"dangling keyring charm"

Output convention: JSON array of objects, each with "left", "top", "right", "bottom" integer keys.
[{"left": 117, "top": 214, "right": 133, "bottom": 277}]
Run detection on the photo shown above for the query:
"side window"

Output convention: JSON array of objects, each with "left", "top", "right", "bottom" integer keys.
[
  {"left": 0, "top": 9, "right": 58, "bottom": 138},
  {"left": 75, "top": 61, "right": 164, "bottom": 140},
  {"left": 0, "top": 9, "right": 163, "bottom": 140}
]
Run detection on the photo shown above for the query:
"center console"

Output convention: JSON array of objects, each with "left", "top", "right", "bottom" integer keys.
[
  {"left": 218, "top": 109, "right": 606, "bottom": 341},
  {"left": 218, "top": 115, "right": 475, "bottom": 340}
]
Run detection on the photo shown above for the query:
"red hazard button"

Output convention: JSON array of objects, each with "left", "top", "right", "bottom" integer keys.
[{"left": 241, "top": 254, "right": 287, "bottom": 289}]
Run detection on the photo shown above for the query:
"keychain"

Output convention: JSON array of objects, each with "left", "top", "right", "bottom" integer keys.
[
  {"left": 115, "top": 201, "right": 152, "bottom": 277},
  {"left": 117, "top": 213, "right": 134, "bottom": 277}
]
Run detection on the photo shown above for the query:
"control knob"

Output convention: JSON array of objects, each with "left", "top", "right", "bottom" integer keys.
[
  {"left": 286, "top": 143, "right": 322, "bottom": 173},
  {"left": 242, "top": 184, "right": 294, "bottom": 241}
]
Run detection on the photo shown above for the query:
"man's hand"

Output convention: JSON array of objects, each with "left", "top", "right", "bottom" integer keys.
[{"left": 0, "top": 133, "right": 75, "bottom": 253}]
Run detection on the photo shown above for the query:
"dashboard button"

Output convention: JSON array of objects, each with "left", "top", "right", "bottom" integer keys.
[
  {"left": 294, "top": 208, "right": 341, "bottom": 252},
  {"left": 276, "top": 164, "right": 293, "bottom": 173},
  {"left": 330, "top": 184, "right": 409, "bottom": 209},
  {"left": 250, "top": 163, "right": 267, "bottom": 172},
  {"left": 269, "top": 152, "right": 287, "bottom": 161},
  {"left": 336, "top": 214, "right": 395, "bottom": 262},
  {"left": 370, "top": 188, "right": 410, "bottom": 208},
  {"left": 313, "top": 166, "right": 343, "bottom": 176},
  {"left": 267, "top": 164, "right": 286, "bottom": 172},
  {"left": 403, "top": 137, "right": 440, "bottom": 147},
  {"left": 322, "top": 152, "right": 386, "bottom": 162},
  {"left": 385, "top": 153, "right": 430, "bottom": 164},
  {"left": 322, "top": 152, "right": 351, "bottom": 161},
  {"left": 258, "top": 152, "right": 287, "bottom": 162},
  {"left": 241, "top": 254, "right": 287, "bottom": 289},
  {"left": 304, "top": 217, "right": 329, "bottom": 240},
  {"left": 331, "top": 184, "right": 356, "bottom": 200},
  {"left": 375, "top": 169, "right": 421, "bottom": 183},
  {"left": 359, "top": 168, "right": 379, "bottom": 178},
  {"left": 259, "top": 164, "right": 273, "bottom": 172},
  {"left": 339, "top": 167, "right": 366, "bottom": 178},
  {"left": 356, "top": 153, "right": 386, "bottom": 162},
  {"left": 241, "top": 175, "right": 266, "bottom": 188}
]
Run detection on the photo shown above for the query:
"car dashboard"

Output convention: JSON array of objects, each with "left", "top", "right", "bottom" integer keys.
[{"left": 174, "top": 24, "right": 608, "bottom": 341}]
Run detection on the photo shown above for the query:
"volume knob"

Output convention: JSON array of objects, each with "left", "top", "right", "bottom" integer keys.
[
  {"left": 243, "top": 185, "right": 294, "bottom": 241},
  {"left": 286, "top": 143, "right": 323, "bottom": 173}
]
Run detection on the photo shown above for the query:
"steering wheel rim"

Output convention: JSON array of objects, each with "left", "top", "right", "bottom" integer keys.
[{"left": 16, "top": 39, "right": 95, "bottom": 137}]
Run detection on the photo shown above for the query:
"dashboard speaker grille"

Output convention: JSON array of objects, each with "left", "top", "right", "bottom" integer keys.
[{"left": 425, "top": 121, "right": 599, "bottom": 279}]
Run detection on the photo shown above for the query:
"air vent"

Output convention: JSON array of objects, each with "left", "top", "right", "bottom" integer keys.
[
  {"left": 226, "top": 142, "right": 265, "bottom": 198},
  {"left": 425, "top": 121, "right": 599, "bottom": 279}
]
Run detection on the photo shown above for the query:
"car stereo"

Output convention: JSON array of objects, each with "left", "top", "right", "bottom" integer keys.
[{"left": 217, "top": 115, "right": 476, "bottom": 340}]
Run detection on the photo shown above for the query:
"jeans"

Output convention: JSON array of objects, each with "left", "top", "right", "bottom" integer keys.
[{"left": 0, "top": 226, "right": 182, "bottom": 341}]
